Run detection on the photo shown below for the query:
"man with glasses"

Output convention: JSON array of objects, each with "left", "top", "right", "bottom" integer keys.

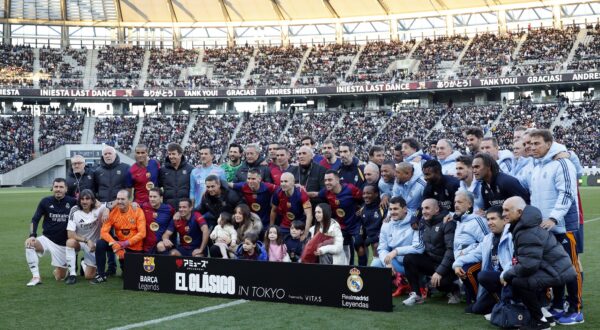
[{"left": 66, "top": 155, "right": 94, "bottom": 198}]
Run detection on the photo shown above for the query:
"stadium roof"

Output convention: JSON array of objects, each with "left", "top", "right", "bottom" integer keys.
[{"left": 2, "top": 0, "right": 596, "bottom": 26}]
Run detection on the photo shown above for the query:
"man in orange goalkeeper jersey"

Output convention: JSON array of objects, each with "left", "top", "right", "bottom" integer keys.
[{"left": 92, "top": 189, "right": 146, "bottom": 284}]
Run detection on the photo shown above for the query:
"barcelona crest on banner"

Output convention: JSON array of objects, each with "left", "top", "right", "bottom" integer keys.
[{"left": 143, "top": 256, "right": 155, "bottom": 273}]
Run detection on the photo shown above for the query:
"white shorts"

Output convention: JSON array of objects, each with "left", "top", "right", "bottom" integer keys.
[
  {"left": 80, "top": 243, "right": 97, "bottom": 268},
  {"left": 36, "top": 236, "right": 67, "bottom": 269}
]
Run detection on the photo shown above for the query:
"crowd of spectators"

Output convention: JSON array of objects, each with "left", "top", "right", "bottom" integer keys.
[
  {"left": 412, "top": 35, "right": 469, "bottom": 80},
  {"left": 39, "top": 48, "right": 87, "bottom": 85},
  {"left": 145, "top": 48, "right": 198, "bottom": 88},
  {"left": 93, "top": 115, "right": 138, "bottom": 154},
  {"left": 280, "top": 111, "right": 340, "bottom": 154},
  {"left": 185, "top": 114, "right": 239, "bottom": 165},
  {"left": 139, "top": 115, "right": 189, "bottom": 159},
  {"left": 375, "top": 106, "right": 445, "bottom": 157},
  {"left": 568, "top": 26, "right": 600, "bottom": 72},
  {"left": 345, "top": 40, "right": 415, "bottom": 84},
  {"left": 38, "top": 114, "right": 84, "bottom": 154},
  {"left": 328, "top": 110, "right": 389, "bottom": 160},
  {"left": 201, "top": 46, "right": 255, "bottom": 88},
  {"left": 553, "top": 101, "right": 599, "bottom": 166},
  {"left": 0, "top": 44, "right": 34, "bottom": 87},
  {"left": 248, "top": 45, "right": 307, "bottom": 87},
  {"left": 493, "top": 103, "right": 560, "bottom": 149},
  {"left": 233, "top": 112, "right": 289, "bottom": 152},
  {"left": 429, "top": 104, "right": 502, "bottom": 151},
  {"left": 96, "top": 46, "right": 145, "bottom": 89},
  {"left": 297, "top": 44, "right": 359, "bottom": 86},
  {"left": 507, "top": 27, "right": 578, "bottom": 76},
  {"left": 457, "top": 32, "right": 522, "bottom": 78},
  {"left": 0, "top": 115, "right": 34, "bottom": 173}
]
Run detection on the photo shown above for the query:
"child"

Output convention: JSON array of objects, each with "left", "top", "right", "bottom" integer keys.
[
  {"left": 284, "top": 220, "right": 310, "bottom": 262},
  {"left": 356, "top": 184, "right": 386, "bottom": 265},
  {"left": 210, "top": 212, "right": 237, "bottom": 259},
  {"left": 235, "top": 232, "right": 267, "bottom": 261},
  {"left": 264, "top": 225, "right": 289, "bottom": 262}
]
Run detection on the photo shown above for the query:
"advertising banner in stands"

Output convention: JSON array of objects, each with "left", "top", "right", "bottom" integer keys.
[
  {"left": 2, "top": 72, "right": 600, "bottom": 99},
  {"left": 123, "top": 254, "right": 392, "bottom": 312}
]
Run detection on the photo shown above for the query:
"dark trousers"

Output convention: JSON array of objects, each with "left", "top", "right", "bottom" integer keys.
[
  {"left": 462, "top": 263, "right": 482, "bottom": 305},
  {"left": 513, "top": 278, "right": 545, "bottom": 321},
  {"left": 472, "top": 271, "right": 502, "bottom": 314},
  {"left": 404, "top": 253, "right": 457, "bottom": 295},
  {"left": 552, "top": 232, "right": 583, "bottom": 313},
  {"left": 95, "top": 239, "right": 138, "bottom": 276}
]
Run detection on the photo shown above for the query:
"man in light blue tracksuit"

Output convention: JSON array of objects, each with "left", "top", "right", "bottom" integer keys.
[
  {"left": 452, "top": 190, "right": 490, "bottom": 308},
  {"left": 400, "top": 137, "right": 433, "bottom": 169},
  {"left": 392, "top": 162, "right": 426, "bottom": 213},
  {"left": 372, "top": 196, "right": 424, "bottom": 274},
  {"left": 527, "top": 129, "right": 583, "bottom": 325},
  {"left": 480, "top": 137, "right": 514, "bottom": 173},
  {"left": 436, "top": 139, "right": 462, "bottom": 176},
  {"left": 452, "top": 206, "right": 513, "bottom": 314}
]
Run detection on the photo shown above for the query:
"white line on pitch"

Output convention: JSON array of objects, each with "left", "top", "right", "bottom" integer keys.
[
  {"left": 584, "top": 217, "right": 600, "bottom": 223},
  {"left": 108, "top": 299, "right": 248, "bottom": 330}
]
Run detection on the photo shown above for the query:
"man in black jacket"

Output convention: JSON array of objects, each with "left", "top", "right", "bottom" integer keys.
[
  {"left": 93, "top": 146, "right": 129, "bottom": 203},
  {"left": 403, "top": 198, "right": 459, "bottom": 306},
  {"left": 66, "top": 154, "right": 94, "bottom": 198},
  {"left": 501, "top": 197, "right": 577, "bottom": 330},
  {"left": 234, "top": 143, "right": 272, "bottom": 183},
  {"left": 422, "top": 160, "right": 460, "bottom": 212},
  {"left": 292, "top": 146, "right": 326, "bottom": 205},
  {"left": 159, "top": 143, "right": 194, "bottom": 208},
  {"left": 473, "top": 153, "right": 530, "bottom": 210},
  {"left": 198, "top": 175, "right": 241, "bottom": 229}
]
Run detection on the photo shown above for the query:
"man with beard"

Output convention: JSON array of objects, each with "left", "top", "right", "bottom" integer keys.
[
  {"left": 378, "top": 160, "right": 396, "bottom": 207},
  {"left": 368, "top": 145, "right": 385, "bottom": 167},
  {"left": 126, "top": 144, "right": 160, "bottom": 204},
  {"left": 221, "top": 143, "right": 243, "bottom": 182},
  {"left": 158, "top": 198, "right": 209, "bottom": 257},
  {"left": 338, "top": 142, "right": 365, "bottom": 188},
  {"left": 455, "top": 155, "right": 484, "bottom": 213},
  {"left": 267, "top": 142, "right": 283, "bottom": 185},
  {"left": 198, "top": 175, "right": 241, "bottom": 229},
  {"left": 159, "top": 142, "right": 194, "bottom": 209},
  {"left": 472, "top": 153, "right": 530, "bottom": 210},
  {"left": 318, "top": 139, "right": 341, "bottom": 170},
  {"left": 270, "top": 172, "right": 312, "bottom": 238},
  {"left": 141, "top": 188, "right": 174, "bottom": 253},
  {"left": 234, "top": 143, "right": 272, "bottom": 183},
  {"left": 463, "top": 126, "right": 484, "bottom": 156},
  {"left": 231, "top": 169, "right": 277, "bottom": 232}
]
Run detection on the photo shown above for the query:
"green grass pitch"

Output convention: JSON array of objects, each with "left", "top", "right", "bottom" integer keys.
[{"left": 1, "top": 187, "right": 598, "bottom": 329}]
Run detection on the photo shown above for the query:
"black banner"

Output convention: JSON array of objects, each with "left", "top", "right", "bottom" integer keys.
[
  {"left": 123, "top": 254, "right": 392, "bottom": 312},
  {"left": 2, "top": 72, "right": 599, "bottom": 100}
]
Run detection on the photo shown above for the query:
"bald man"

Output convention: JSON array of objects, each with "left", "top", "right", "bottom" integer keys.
[
  {"left": 270, "top": 172, "right": 312, "bottom": 238},
  {"left": 403, "top": 198, "right": 459, "bottom": 306},
  {"left": 392, "top": 162, "right": 426, "bottom": 213},
  {"left": 501, "top": 197, "right": 578, "bottom": 327}
]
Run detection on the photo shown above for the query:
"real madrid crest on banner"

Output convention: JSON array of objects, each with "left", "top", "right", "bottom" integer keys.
[
  {"left": 251, "top": 203, "right": 261, "bottom": 212},
  {"left": 347, "top": 268, "right": 363, "bottom": 293},
  {"left": 143, "top": 256, "right": 155, "bottom": 273}
]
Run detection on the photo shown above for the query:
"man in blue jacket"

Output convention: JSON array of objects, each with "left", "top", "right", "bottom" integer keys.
[
  {"left": 527, "top": 129, "right": 583, "bottom": 325},
  {"left": 473, "top": 153, "right": 530, "bottom": 210},
  {"left": 338, "top": 142, "right": 366, "bottom": 189},
  {"left": 453, "top": 206, "right": 513, "bottom": 315}
]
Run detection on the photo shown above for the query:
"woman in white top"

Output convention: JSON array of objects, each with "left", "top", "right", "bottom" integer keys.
[{"left": 309, "top": 203, "right": 347, "bottom": 265}]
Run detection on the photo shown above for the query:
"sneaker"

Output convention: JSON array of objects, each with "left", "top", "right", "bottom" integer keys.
[
  {"left": 90, "top": 274, "right": 107, "bottom": 284},
  {"left": 447, "top": 292, "right": 461, "bottom": 304},
  {"left": 557, "top": 311, "right": 584, "bottom": 325},
  {"left": 65, "top": 275, "right": 77, "bottom": 285},
  {"left": 106, "top": 269, "right": 117, "bottom": 277},
  {"left": 403, "top": 292, "right": 424, "bottom": 306},
  {"left": 26, "top": 277, "right": 41, "bottom": 287},
  {"left": 484, "top": 313, "right": 491, "bottom": 321},
  {"left": 521, "top": 320, "right": 551, "bottom": 330},
  {"left": 540, "top": 308, "right": 556, "bottom": 326},
  {"left": 547, "top": 307, "right": 564, "bottom": 319}
]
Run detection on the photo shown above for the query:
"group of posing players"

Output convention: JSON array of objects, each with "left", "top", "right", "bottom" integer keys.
[{"left": 25, "top": 124, "right": 584, "bottom": 329}]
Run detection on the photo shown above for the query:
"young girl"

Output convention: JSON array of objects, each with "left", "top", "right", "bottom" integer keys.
[
  {"left": 306, "top": 203, "right": 347, "bottom": 265},
  {"left": 209, "top": 212, "right": 237, "bottom": 259},
  {"left": 264, "top": 225, "right": 289, "bottom": 262},
  {"left": 235, "top": 232, "right": 267, "bottom": 261}
]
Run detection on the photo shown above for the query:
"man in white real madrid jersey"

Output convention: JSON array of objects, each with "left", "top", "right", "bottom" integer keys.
[{"left": 64, "top": 189, "right": 108, "bottom": 284}]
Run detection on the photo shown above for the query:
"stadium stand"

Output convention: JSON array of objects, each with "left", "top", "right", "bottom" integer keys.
[
  {"left": 139, "top": 114, "right": 189, "bottom": 159},
  {"left": 93, "top": 115, "right": 138, "bottom": 154},
  {"left": 185, "top": 114, "right": 239, "bottom": 165},
  {"left": 0, "top": 115, "right": 34, "bottom": 173},
  {"left": 38, "top": 114, "right": 84, "bottom": 154}
]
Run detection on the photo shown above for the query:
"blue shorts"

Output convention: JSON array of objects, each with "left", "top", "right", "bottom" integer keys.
[
  {"left": 574, "top": 225, "right": 584, "bottom": 254},
  {"left": 176, "top": 246, "right": 196, "bottom": 257}
]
